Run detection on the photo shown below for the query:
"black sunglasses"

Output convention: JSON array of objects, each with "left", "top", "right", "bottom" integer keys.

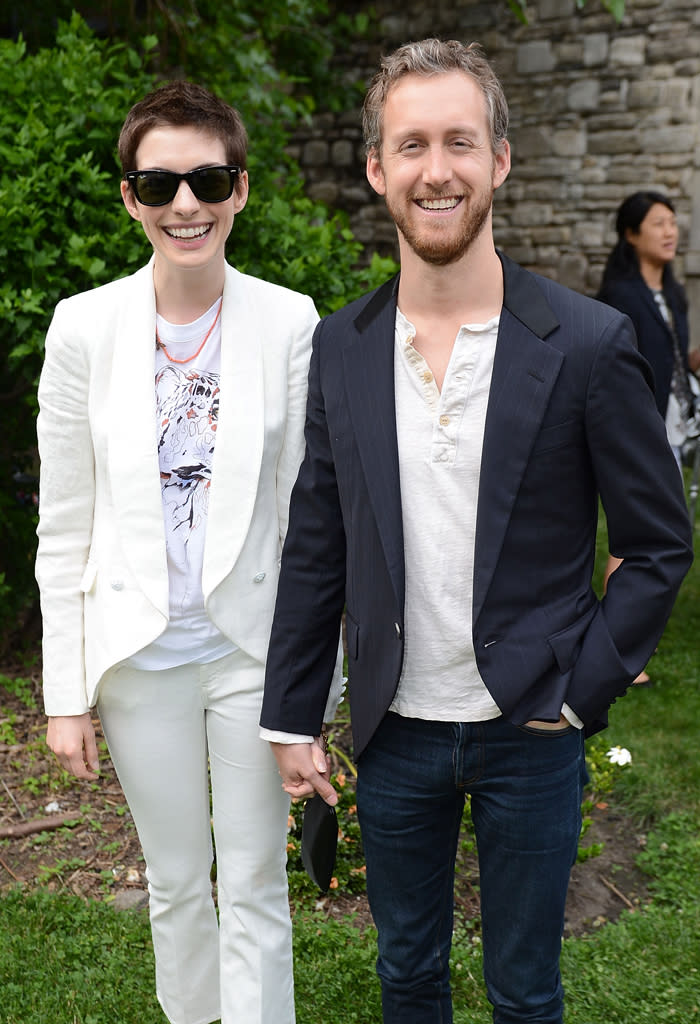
[{"left": 124, "top": 165, "right": 241, "bottom": 206}]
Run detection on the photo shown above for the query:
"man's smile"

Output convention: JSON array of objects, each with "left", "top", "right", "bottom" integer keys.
[{"left": 413, "top": 196, "right": 463, "bottom": 211}]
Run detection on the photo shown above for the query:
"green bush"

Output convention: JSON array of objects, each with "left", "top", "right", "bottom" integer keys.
[
  {"left": 0, "top": 11, "right": 396, "bottom": 640},
  {"left": 0, "top": 17, "right": 156, "bottom": 641},
  {"left": 174, "top": 4, "right": 396, "bottom": 305}
]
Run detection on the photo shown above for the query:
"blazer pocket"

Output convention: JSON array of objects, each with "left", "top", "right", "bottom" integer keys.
[
  {"left": 546, "top": 611, "right": 594, "bottom": 673},
  {"left": 79, "top": 561, "right": 98, "bottom": 595},
  {"left": 530, "top": 419, "right": 582, "bottom": 456}
]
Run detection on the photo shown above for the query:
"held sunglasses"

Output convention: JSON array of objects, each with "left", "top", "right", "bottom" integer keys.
[{"left": 124, "top": 165, "right": 241, "bottom": 207}]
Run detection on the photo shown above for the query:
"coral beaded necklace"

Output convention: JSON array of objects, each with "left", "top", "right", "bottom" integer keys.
[{"left": 155, "top": 297, "right": 223, "bottom": 364}]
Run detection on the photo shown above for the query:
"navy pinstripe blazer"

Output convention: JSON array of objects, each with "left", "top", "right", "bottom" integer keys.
[{"left": 261, "top": 253, "right": 693, "bottom": 759}]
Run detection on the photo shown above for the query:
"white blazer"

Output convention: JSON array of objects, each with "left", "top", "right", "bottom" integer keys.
[{"left": 36, "top": 259, "right": 333, "bottom": 716}]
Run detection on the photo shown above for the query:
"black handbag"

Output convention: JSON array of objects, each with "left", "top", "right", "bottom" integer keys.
[{"left": 300, "top": 793, "right": 338, "bottom": 892}]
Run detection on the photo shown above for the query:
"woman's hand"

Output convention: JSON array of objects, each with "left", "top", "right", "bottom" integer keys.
[{"left": 46, "top": 713, "right": 100, "bottom": 781}]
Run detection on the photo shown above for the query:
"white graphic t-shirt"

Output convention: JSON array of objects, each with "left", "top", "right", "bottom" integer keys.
[{"left": 126, "top": 298, "right": 236, "bottom": 670}]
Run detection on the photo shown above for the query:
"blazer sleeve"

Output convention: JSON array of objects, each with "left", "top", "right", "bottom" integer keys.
[
  {"left": 273, "top": 298, "right": 346, "bottom": 722},
  {"left": 35, "top": 299, "right": 96, "bottom": 715},
  {"left": 564, "top": 311, "right": 693, "bottom": 727},
  {"left": 261, "top": 318, "right": 348, "bottom": 735}
]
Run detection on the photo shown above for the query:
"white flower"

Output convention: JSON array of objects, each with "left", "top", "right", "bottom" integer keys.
[
  {"left": 606, "top": 745, "right": 632, "bottom": 766},
  {"left": 44, "top": 800, "right": 61, "bottom": 813}
]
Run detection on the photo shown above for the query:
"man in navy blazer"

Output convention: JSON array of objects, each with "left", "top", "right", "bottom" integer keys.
[{"left": 260, "top": 39, "right": 693, "bottom": 1024}]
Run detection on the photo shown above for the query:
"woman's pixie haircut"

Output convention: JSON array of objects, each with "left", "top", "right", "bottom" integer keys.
[
  {"left": 362, "top": 38, "right": 509, "bottom": 158},
  {"left": 118, "top": 80, "right": 248, "bottom": 192}
]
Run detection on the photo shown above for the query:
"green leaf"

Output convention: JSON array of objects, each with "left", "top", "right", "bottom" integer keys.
[
  {"left": 603, "top": 0, "right": 626, "bottom": 20},
  {"left": 506, "top": 0, "right": 529, "bottom": 24}
]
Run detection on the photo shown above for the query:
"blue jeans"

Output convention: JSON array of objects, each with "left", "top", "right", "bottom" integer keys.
[{"left": 356, "top": 713, "right": 586, "bottom": 1024}]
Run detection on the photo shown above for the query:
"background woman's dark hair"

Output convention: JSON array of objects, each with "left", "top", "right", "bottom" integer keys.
[{"left": 598, "top": 190, "right": 685, "bottom": 307}]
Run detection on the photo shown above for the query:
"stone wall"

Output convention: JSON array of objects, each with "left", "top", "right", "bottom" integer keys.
[{"left": 289, "top": 0, "right": 700, "bottom": 346}]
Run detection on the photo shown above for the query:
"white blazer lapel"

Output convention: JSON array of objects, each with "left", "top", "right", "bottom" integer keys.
[
  {"left": 203, "top": 264, "right": 264, "bottom": 595},
  {"left": 108, "top": 261, "right": 169, "bottom": 617}
]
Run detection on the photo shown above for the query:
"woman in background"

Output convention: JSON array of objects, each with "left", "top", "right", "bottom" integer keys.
[
  {"left": 598, "top": 190, "right": 699, "bottom": 463},
  {"left": 597, "top": 190, "right": 698, "bottom": 685}
]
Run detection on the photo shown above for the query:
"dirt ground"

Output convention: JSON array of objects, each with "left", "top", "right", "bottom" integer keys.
[{"left": 0, "top": 663, "right": 651, "bottom": 936}]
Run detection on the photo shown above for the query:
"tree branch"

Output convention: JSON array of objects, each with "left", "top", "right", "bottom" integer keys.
[{"left": 0, "top": 811, "right": 82, "bottom": 839}]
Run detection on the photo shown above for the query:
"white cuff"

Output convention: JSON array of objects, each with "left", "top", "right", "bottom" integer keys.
[
  {"left": 561, "top": 702, "right": 584, "bottom": 730},
  {"left": 259, "top": 728, "right": 314, "bottom": 744}
]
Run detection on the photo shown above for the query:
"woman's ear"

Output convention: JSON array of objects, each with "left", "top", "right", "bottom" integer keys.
[
  {"left": 120, "top": 179, "right": 142, "bottom": 223},
  {"left": 232, "top": 170, "right": 249, "bottom": 214}
]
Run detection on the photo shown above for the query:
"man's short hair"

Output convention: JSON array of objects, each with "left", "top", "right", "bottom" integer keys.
[
  {"left": 362, "top": 38, "right": 509, "bottom": 158},
  {"left": 118, "top": 80, "right": 248, "bottom": 193}
]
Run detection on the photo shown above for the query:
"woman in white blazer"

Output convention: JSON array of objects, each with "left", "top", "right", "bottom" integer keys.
[{"left": 35, "top": 81, "right": 340, "bottom": 1024}]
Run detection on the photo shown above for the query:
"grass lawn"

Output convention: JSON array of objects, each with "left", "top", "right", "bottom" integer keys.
[{"left": 1, "top": 506, "right": 698, "bottom": 1023}]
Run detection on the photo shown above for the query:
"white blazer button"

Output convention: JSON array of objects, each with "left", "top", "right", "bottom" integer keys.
[
  {"left": 253, "top": 572, "right": 266, "bottom": 583},
  {"left": 110, "top": 580, "right": 124, "bottom": 591}
]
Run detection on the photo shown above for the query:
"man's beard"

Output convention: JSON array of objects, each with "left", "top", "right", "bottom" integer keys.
[{"left": 386, "top": 187, "right": 494, "bottom": 267}]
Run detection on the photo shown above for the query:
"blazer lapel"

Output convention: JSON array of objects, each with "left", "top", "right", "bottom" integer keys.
[
  {"left": 108, "top": 261, "right": 169, "bottom": 617},
  {"left": 343, "top": 277, "right": 405, "bottom": 608},
  {"left": 473, "top": 256, "right": 563, "bottom": 623},
  {"left": 202, "top": 264, "right": 264, "bottom": 595}
]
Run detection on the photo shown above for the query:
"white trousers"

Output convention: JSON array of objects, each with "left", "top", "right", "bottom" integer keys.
[{"left": 98, "top": 649, "right": 294, "bottom": 1024}]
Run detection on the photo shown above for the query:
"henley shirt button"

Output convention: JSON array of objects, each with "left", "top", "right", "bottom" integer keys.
[
  {"left": 110, "top": 579, "right": 124, "bottom": 591},
  {"left": 439, "top": 415, "right": 450, "bottom": 426},
  {"left": 253, "top": 572, "right": 266, "bottom": 583},
  {"left": 423, "top": 370, "right": 433, "bottom": 383}
]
